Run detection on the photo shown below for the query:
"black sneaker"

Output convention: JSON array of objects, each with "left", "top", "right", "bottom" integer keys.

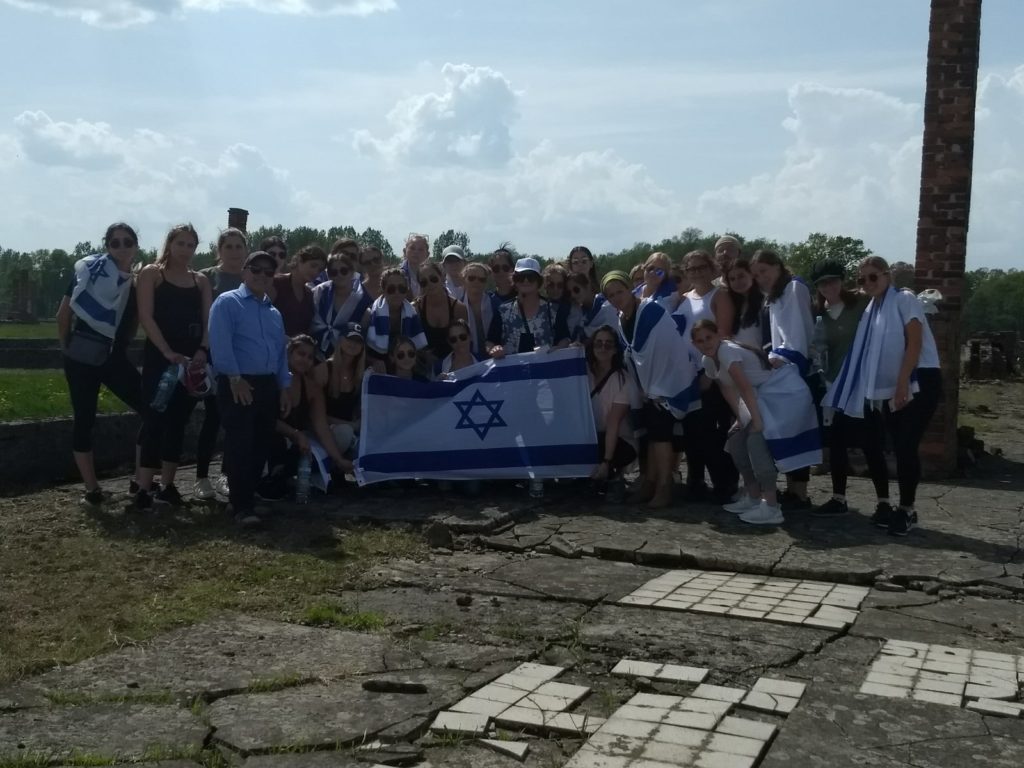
[
  {"left": 779, "top": 490, "right": 813, "bottom": 512},
  {"left": 871, "top": 502, "right": 894, "bottom": 529},
  {"left": 80, "top": 488, "right": 104, "bottom": 511},
  {"left": 128, "top": 480, "right": 140, "bottom": 495},
  {"left": 228, "top": 505, "right": 263, "bottom": 528},
  {"left": 888, "top": 508, "right": 917, "bottom": 537},
  {"left": 133, "top": 489, "right": 153, "bottom": 511},
  {"left": 811, "top": 498, "right": 848, "bottom": 517},
  {"left": 154, "top": 484, "right": 184, "bottom": 507}
]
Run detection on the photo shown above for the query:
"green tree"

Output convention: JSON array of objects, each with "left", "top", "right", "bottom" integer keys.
[
  {"left": 247, "top": 225, "right": 287, "bottom": 252},
  {"left": 284, "top": 226, "right": 327, "bottom": 255},
  {"left": 785, "top": 232, "right": 871, "bottom": 281},
  {"left": 358, "top": 227, "right": 396, "bottom": 263},
  {"left": 963, "top": 270, "right": 1024, "bottom": 335},
  {"left": 326, "top": 225, "right": 359, "bottom": 247},
  {"left": 432, "top": 229, "right": 471, "bottom": 260}
]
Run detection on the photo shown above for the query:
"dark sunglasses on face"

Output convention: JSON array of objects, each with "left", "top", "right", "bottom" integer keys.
[
  {"left": 492, "top": 264, "right": 512, "bottom": 273},
  {"left": 248, "top": 266, "right": 274, "bottom": 276},
  {"left": 448, "top": 333, "right": 469, "bottom": 343},
  {"left": 328, "top": 267, "right": 351, "bottom": 277},
  {"left": 857, "top": 272, "right": 888, "bottom": 286},
  {"left": 385, "top": 284, "right": 408, "bottom": 294},
  {"left": 513, "top": 273, "right": 538, "bottom": 283},
  {"left": 108, "top": 237, "right": 135, "bottom": 249},
  {"left": 393, "top": 350, "right": 414, "bottom": 360},
  {"left": 592, "top": 340, "right": 617, "bottom": 349},
  {"left": 645, "top": 266, "right": 665, "bottom": 276},
  {"left": 419, "top": 274, "right": 441, "bottom": 285}
]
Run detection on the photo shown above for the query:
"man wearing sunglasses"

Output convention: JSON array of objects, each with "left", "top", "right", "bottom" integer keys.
[{"left": 209, "top": 250, "right": 292, "bottom": 526}]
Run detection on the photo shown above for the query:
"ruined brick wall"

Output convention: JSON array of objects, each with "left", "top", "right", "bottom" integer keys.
[{"left": 914, "top": 0, "right": 983, "bottom": 473}]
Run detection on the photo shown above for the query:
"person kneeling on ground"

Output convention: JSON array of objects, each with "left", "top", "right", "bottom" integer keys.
[{"left": 586, "top": 325, "right": 638, "bottom": 503}]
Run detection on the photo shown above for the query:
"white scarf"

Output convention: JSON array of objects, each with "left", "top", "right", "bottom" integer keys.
[
  {"left": 366, "top": 295, "right": 428, "bottom": 354},
  {"left": 617, "top": 299, "right": 701, "bottom": 418},
  {"left": 461, "top": 292, "right": 496, "bottom": 357},
  {"left": 70, "top": 253, "right": 132, "bottom": 339},
  {"left": 823, "top": 286, "right": 920, "bottom": 419},
  {"left": 767, "top": 279, "right": 814, "bottom": 375},
  {"left": 311, "top": 281, "right": 369, "bottom": 354}
]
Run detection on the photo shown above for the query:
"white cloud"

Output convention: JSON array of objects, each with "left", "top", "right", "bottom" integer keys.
[
  {"left": 13, "top": 110, "right": 171, "bottom": 170},
  {"left": 697, "top": 75, "right": 1024, "bottom": 268},
  {"left": 354, "top": 63, "right": 519, "bottom": 168},
  {"left": 1, "top": 0, "right": 393, "bottom": 28}
]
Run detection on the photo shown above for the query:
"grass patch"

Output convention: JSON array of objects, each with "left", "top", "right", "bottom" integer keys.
[
  {"left": 302, "top": 602, "right": 390, "bottom": 631},
  {"left": 0, "top": 489, "right": 427, "bottom": 683},
  {"left": 0, "top": 322, "right": 59, "bottom": 339},
  {"left": 0, "top": 369, "right": 131, "bottom": 421},
  {"left": 245, "top": 674, "right": 313, "bottom": 693},
  {"left": 44, "top": 690, "right": 175, "bottom": 707}
]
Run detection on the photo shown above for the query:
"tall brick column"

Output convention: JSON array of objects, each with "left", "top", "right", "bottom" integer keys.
[
  {"left": 914, "top": 0, "right": 983, "bottom": 474},
  {"left": 227, "top": 207, "right": 249, "bottom": 232}
]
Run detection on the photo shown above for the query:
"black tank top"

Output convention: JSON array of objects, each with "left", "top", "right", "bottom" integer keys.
[
  {"left": 145, "top": 271, "right": 202, "bottom": 365},
  {"left": 418, "top": 296, "right": 456, "bottom": 358},
  {"left": 325, "top": 361, "right": 359, "bottom": 421},
  {"left": 284, "top": 376, "right": 312, "bottom": 432}
]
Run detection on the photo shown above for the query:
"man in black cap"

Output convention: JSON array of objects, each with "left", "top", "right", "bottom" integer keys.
[{"left": 209, "top": 250, "right": 292, "bottom": 525}]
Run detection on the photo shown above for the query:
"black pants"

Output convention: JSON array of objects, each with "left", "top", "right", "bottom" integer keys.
[
  {"left": 63, "top": 353, "right": 143, "bottom": 452},
  {"left": 595, "top": 433, "right": 637, "bottom": 477},
  {"left": 683, "top": 383, "right": 738, "bottom": 494},
  {"left": 831, "top": 368, "right": 941, "bottom": 508},
  {"left": 196, "top": 395, "right": 221, "bottom": 479},
  {"left": 829, "top": 412, "right": 889, "bottom": 499},
  {"left": 217, "top": 374, "right": 279, "bottom": 513},
  {"left": 139, "top": 364, "right": 199, "bottom": 469}
]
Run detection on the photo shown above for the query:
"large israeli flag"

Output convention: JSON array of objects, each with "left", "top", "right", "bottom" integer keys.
[{"left": 355, "top": 347, "right": 598, "bottom": 485}]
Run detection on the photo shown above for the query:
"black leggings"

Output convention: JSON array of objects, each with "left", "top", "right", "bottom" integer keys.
[
  {"left": 139, "top": 364, "right": 199, "bottom": 469},
  {"left": 830, "top": 368, "right": 941, "bottom": 508},
  {"left": 683, "top": 383, "right": 738, "bottom": 493},
  {"left": 64, "top": 353, "right": 143, "bottom": 452},
  {"left": 196, "top": 395, "right": 220, "bottom": 479}
]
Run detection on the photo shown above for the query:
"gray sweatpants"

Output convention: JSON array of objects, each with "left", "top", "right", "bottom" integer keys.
[{"left": 726, "top": 426, "right": 777, "bottom": 491}]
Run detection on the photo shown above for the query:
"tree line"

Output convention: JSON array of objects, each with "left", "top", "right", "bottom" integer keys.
[{"left": 0, "top": 226, "right": 1017, "bottom": 336}]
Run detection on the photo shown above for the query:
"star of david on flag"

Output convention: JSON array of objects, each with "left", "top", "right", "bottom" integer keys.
[
  {"left": 355, "top": 348, "right": 599, "bottom": 484},
  {"left": 453, "top": 389, "right": 507, "bottom": 440}
]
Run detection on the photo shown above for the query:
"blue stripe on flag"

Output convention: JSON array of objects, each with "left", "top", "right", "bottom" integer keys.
[
  {"left": 772, "top": 347, "right": 809, "bottom": 377},
  {"left": 359, "top": 443, "right": 596, "bottom": 473},
  {"left": 766, "top": 427, "right": 821, "bottom": 459},
  {"left": 366, "top": 356, "right": 587, "bottom": 399},
  {"left": 75, "top": 289, "right": 117, "bottom": 328}
]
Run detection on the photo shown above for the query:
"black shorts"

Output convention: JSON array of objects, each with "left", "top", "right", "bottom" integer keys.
[{"left": 642, "top": 400, "right": 682, "bottom": 446}]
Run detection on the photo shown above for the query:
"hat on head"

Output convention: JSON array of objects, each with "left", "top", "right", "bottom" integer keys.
[
  {"left": 244, "top": 250, "right": 277, "bottom": 270},
  {"left": 441, "top": 245, "right": 466, "bottom": 263},
  {"left": 714, "top": 236, "right": 740, "bottom": 248},
  {"left": 513, "top": 257, "right": 541, "bottom": 275},
  {"left": 810, "top": 260, "right": 846, "bottom": 285},
  {"left": 600, "top": 270, "right": 632, "bottom": 292},
  {"left": 343, "top": 322, "right": 365, "bottom": 340}
]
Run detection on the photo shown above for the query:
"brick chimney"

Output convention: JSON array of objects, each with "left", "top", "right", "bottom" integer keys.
[
  {"left": 227, "top": 207, "right": 249, "bottom": 232},
  {"left": 914, "top": 0, "right": 983, "bottom": 474}
]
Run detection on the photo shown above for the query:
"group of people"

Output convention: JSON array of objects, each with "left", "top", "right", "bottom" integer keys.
[{"left": 59, "top": 224, "right": 941, "bottom": 535}]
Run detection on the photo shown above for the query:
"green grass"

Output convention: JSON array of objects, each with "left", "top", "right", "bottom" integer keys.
[
  {"left": 302, "top": 602, "right": 390, "bottom": 631},
  {"left": 0, "top": 369, "right": 132, "bottom": 421},
  {"left": 0, "top": 322, "right": 59, "bottom": 339}
]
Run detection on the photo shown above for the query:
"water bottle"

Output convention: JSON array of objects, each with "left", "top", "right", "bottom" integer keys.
[
  {"left": 529, "top": 479, "right": 544, "bottom": 499},
  {"left": 150, "top": 364, "right": 180, "bottom": 413},
  {"left": 295, "top": 454, "right": 311, "bottom": 504}
]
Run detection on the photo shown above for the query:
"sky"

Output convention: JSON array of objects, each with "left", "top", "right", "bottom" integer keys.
[{"left": 0, "top": 0, "right": 1021, "bottom": 269}]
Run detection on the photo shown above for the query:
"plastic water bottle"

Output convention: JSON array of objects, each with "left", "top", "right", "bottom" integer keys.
[
  {"left": 150, "top": 364, "right": 180, "bottom": 413},
  {"left": 295, "top": 454, "right": 311, "bottom": 504},
  {"left": 529, "top": 479, "right": 544, "bottom": 499}
]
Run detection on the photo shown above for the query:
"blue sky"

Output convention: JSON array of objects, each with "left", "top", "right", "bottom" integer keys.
[{"left": 0, "top": 0, "right": 1021, "bottom": 268}]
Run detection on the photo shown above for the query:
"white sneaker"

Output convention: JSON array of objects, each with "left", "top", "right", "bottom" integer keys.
[
  {"left": 213, "top": 475, "right": 230, "bottom": 498},
  {"left": 193, "top": 478, "right": 215, "bottom": 500},
  {"left": 740, "top": 501, "right": 785, "bottom": 526},
  {"left": 723, "top": 496, "right": 760, "bottom": 514}
]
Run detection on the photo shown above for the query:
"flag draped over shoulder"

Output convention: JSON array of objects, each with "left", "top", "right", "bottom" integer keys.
[{"left": 355, "top": 347, "right": 598, "bottom": 484}]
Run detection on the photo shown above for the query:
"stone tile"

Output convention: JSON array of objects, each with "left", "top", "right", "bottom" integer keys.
[
  {"left": 545, "top": 712, "right": 605, "bottom": 735},
  {"left": 966, "top": 699, "right": 1024, "bottom": 718},
  {"left": 692, "top": 684, "right": 746, "bottom": 704},
  {"left": 680, "top": 697, "right": 734, "bottom": 716},
  {"left": 521, "top": 692, "right": 577, "bottom": 711},
  {"left": 584, "top": 732, "right": 647, "bottom": 757},
  {"left": 866, "top": 671, "right": 918, "bottom": 688},
  {"left": 802, "top": 616, "right": 847, "bottom": 630},
  {"left": 716, "top": 716, "right": 777, "bottom": 741},
  {"left": 658, "top": 664, "right": 710, "bottom": 683},
  {"left": 494, "top": 705, "right": 546, "bottom": 729},
  {"left": 741, "top": 690, "right": 799, "bottom": 714},
  {"left": 911, "top": 689, "right": 964, "bottom": 707},
  {"left": 964, "top": 683, "right": 1018, "bottom": 701},
  {"left": 642, "top": 741, "right": 697, "bottom": 764},
  {"left": 696, "top": 752, "right": 757, "bottom": 768},
  {"left": 619, "top": 595, "right": 657, "bottom": 606},
  {"left": 765, "top": 612, "right": 804, "bottom": 624},
  {"left": 728, "top": 608, "right": 768, "bottom": 619},
  {"left": 611, "top": 659, "right": 661, "bottom": 678},
  {"left": 513, "top": 662, "right": 564, "bottom": 680},
  {"left": 751, "top": 677, "right": 806, "bottom": 699},
  {"left": 563, "top": 750, "right": 631, "bottom": 768},
  {"left": 430, "top": 710, "right": 491, "bottom": 736},
  {"left": 915, "top": 677, "right": 965, "bottom": 695},
  {"left": 629, "top": 693, "right": 684, "bottom": 709},
  {"left": 922, "top": 660, "right": 970, "bottom": 675},
  {"left": 613, "top": 704, "right": 668, "bottom": 724},
  {"left": 449, "top": 696, "right": 509, "bottom": 717},
  {"left": 707, "top": 732, "right": 768, "bottom": 757},
  {"left": 662, "top": 708, "right": 720, "bottom": 731},
  {"left": 858, "top": 682, "right": 911, "bottom": 699},
  {"left": 601, "top": 716, "right": 659, "bottom": 739},
  {"left": 492, "top": 673, "right": 543, "bottom": 692},
  {"left": 650, "top": 723, "right": 708, "bottom": 747},
  {"left": 474, "top": 683, "right": 527, "bottom": 704},
  {"left": 479, "top": 738, "right": 529, "bottom": 760},
  {"left": 536, "top": 680, "right": 590, "bottom": 703}
]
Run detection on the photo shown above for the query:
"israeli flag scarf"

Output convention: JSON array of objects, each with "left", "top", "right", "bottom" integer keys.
[
  {"left": 580, "top": 294, "right": 619, "bottom": 340},
  {"left": 70, "top": 253, "right": 132, "bottom": 339},
  {"left": 366, "top": 295, "right": 428, "bottom": 354},
  {"left": 311, "top": 281, "right": 370, "bottom": 354},
  {"left": 823, "top": 285, "right": 919, "bottom": 419}
]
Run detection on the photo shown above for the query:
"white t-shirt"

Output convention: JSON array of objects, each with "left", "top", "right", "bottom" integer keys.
[
  {"left": 589, "top": 369, "right": 638, "bottom": 449},
  {"left": 895, "top": 290, "right": 940, "bottom": 369},
  {"left": 703, "top": 340, "right": 772, "bottom": 388}
]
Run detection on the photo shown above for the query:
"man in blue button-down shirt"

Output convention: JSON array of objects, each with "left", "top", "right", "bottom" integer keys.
[{"left": 209, "top": 250, "right": 292, "bottom": 524}]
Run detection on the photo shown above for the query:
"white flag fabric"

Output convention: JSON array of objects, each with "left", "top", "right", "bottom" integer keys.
[{"left": 355, "top": 347, "right": 598, "bottom": 485}]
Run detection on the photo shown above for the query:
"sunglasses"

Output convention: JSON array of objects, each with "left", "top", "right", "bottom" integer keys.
[
  {"left": 857, "top": 272, "right": 888, "bottom": 286},
  {"left": 419, "top": 274, "right": 441, "bottom": 285},
  {"left": 465, "top": 275, "right": 486, "bottom": 284},
  {"left": 248, "top": 266, "right": 274, "bottom": 276},
  {"left": 268, "top": 250, "right": 287, "bottom": 260},
  {"left": 385, "top": 284, "right": 408, "bottom": 295},
  {"left": 513, "top": 273, "right": 538, "bottom": 283},
  {"left": 108, "top": 237, "right": 136, "bottom": 249},
  {"left": 592, "top": 340, "right": 617, "bottom": 350},
  {"left": 645, "top": 266, "right": 665, "bottom": 277},
  {"left": 448, "top": 333, "right": 469, "bottom": 343},
  {"left": 393, "top": 350, "right": 414, "bottom": 360},
  {"left": 492, "top": 264, "right": 513, "bottom": 273},
  {"left": 685, "top": 264, "right": 711, "bottom": 273},
  {"left": 328, "top": 267, "right": 351, "bottom": 277}
]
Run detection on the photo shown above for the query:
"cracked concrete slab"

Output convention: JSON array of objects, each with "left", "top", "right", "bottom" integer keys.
[
  {"left": 0, "top": 704, "right": 207, "bottom": 763},
  {"left": 487, "top": 555, "right": 662, "bottom": 603}
]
